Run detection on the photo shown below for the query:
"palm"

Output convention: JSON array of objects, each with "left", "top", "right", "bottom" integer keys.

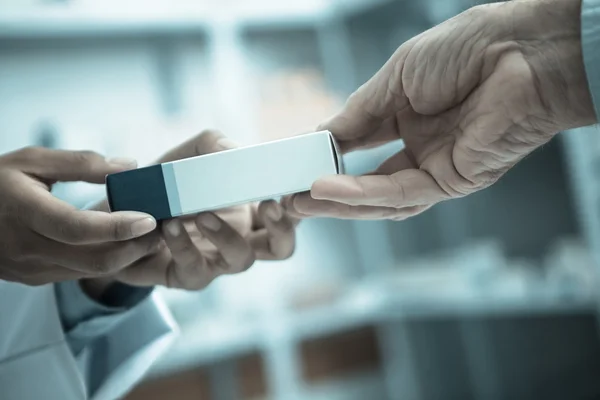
[{"left": 365, "top": 45, "right": 551, "bottom": 199}]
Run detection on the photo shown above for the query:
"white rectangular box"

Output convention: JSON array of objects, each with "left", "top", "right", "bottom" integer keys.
[{"left": 106, "top": 131, "right": 343, "bottom": 220}]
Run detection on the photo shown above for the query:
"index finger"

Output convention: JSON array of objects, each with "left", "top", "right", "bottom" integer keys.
[
  {"left": 318, "top": 48, "right": 410, "bottom": 151},
  {"left": 249, "top": 201, "right": 296, "bottom": 260},
  {"left": 157, "top": 129, "right": 238, "bottom": 163}
]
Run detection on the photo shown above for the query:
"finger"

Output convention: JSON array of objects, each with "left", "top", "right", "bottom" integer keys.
[
  {"left": 162, "top": 219, "right": 222, "bottom": 290},
  {"left": 329, "top": 115, "right": 401, "bottom": 154},
  {"left": 115, "top": 247, "right": 172, "bottom": 288},
  {"left": 280, "top": 195, "right": 313, "bottom": 220},
  {"left": 119, "top": 245, "right": 221, "bottom": 291},
  {"left": 158, "top": 129, "right": 239, "bottom": 163},
  {"left": 41, "top": 231, "right": 161, "bottom": 275},
  {"left": 8, "top": 147, "right": 137, "bottom": 184},
  {"left": 371, "top": 149, "right": 417, "bottom": 175},
  {"left": 317, "top": 46, "right": 410, "bottom": 146},
  {"left": 289, "top": 193, "right": 431, "bottom": 220},
  {"left": 17, "top": 185, "right": 156, "bottom": 244},
  {"left": 195, "top": 213, "right": 256, "bottom": 274},
  {"left": 163, "top": 219, "right": 205, "bottom": 268},
  {"left": 0, "top": 262, "right": 82, "bottom": 286},
  {"left": 249, "top": 201, "right": 296, "bottom": 260},
  {"left": 310, "top": 170, "right": 450, "bottom": 209}
]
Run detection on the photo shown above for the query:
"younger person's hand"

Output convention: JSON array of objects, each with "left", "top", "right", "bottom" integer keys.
[
  {"left": 0, "top": 147, "right": 158, "bottom": 286},
  {"left": 86, "top": 130, "right": 297, "bottom": 292},
  {"left": 115, "top": 199, "right": 295, "bottom": 290}
]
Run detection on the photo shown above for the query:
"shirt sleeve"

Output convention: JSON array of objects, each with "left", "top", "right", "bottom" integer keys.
[
  {"left": 54, "top": 281, "right": 178, "bottom": 400},
  {"left": 54, "top": 281, "right": 154, "bottom": 355},
  {"left": 582, "top": 0, "right": 600, "bottom": 119}
]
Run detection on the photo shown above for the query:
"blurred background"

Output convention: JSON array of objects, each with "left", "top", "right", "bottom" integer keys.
[{"left": 2, "top": 0, "right": 600, "bottom": 399}]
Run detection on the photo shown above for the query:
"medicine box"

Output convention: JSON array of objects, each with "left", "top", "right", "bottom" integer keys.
[{"left": 106, "top": 131, "right": 343, "bottom": 220}]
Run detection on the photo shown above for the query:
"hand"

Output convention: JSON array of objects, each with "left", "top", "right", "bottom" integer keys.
[
  {"left": 86, "top": 130, "right": 297, "bottom": 292},
  {"left": 287, "top": 0, "right": 596, "bottom": 220},
  {"left": 0, "top": 147, "right": 159, "bottom": 286},
  {"left": 117, "top": 200, "right": 296, "bottom": 290}
]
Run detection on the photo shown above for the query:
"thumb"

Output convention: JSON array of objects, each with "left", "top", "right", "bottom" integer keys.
[
  {"left": 12, "top": 147, "right": 137, "bottom": 184},
  {"left": 319, "top": 47, "right": 410, "bottom": 150}
]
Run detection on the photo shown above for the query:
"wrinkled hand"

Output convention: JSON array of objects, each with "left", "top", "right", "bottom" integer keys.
[
  {"left": 0, "top": 147, "right": 158, "bottom": 285},
  {"left": 288, "top": 0, "right": 596, "bottom": 220},
  {"left": 88, "top": 130, "right": 297, "bottom": 291}
]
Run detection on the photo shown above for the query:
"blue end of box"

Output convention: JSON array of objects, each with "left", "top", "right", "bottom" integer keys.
[{"left": 106, "top": 164, "right": 173, "bottom": 221}]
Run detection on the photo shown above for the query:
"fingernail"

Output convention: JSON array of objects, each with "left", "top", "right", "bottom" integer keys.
[
  {"left": 108, "top": 157, "right": 138, "bottom": 169},
  {"left": 197, "top": 213, "right": 221, "bottom": 231},
  {"left": 281, "top": 196, "right": 295, "bottom": 211},
  {"left": 131, "top": 217, "right": 157, "bottom": 237},
  {"left": 266, "top": 204, "right": 283, "bottom": 221},
  {"left": 216, "top": 138, "right": 240, "bottom": 151},
  {"left": 166, "top": 220, "right": 181, "bottom": 237}
]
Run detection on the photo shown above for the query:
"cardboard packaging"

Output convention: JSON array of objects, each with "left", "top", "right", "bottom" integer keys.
[{"left": 106, "top": 131, "right": 343, "bottom": 220}]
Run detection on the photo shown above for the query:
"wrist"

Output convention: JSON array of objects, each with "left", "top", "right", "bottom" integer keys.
[
  {"left": 502, "top": 0, "right": 596, "bottom": 130},
  {"left": 80, "top": 278, "right": 116, "bottom": 303}
]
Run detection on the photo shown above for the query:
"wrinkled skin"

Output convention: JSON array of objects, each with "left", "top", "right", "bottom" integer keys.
[{"left": 288, "top": 0, "right": 596, "bottom": 220}]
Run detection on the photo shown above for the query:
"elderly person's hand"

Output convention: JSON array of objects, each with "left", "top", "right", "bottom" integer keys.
[
  {"left": 287, "top": 0, "right": 596, "bottom": 220},
  {"left": 84, "top": 130, "right": 296, "bottom": 296}
]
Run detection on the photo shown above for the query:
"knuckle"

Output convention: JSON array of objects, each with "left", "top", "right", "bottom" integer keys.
[
  {"left": 240, "top": 253, "right": 256, "bottom": 272},
  {"left": 110, "top": 217, "right": 128, "bottom": 241},
  {"left": 89, "top": 252, "right": 120, "bottom": 274},
  {"left": 194, "top": 129, "right": 223, "bottom": 155},
  {"left": 59, "top": 215, "right": 88, "bottom": 244},
  {"left": 283, "top": 242, "right": 296, "bottom": 259},
  {"left": 19, "top": 146, "right": 44, "bottom": 159},
  {"left": 69, "top": 150, "right": 99, "bottom": 172},
  {"left": 388, "top": 176, "right": 407, "bottom": 208},
  {"left": 198, "top": 129, "right": 222, "bottom": 140},
  {"left": 280, "top": 245, "right": 296, "bottom": 260}
]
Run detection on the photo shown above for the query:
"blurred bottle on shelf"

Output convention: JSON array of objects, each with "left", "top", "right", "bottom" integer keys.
[
  {"left": 257, "top": 68, "right": 343, "bottom": 142},
  {"left": 544, "top": 237, "right": 599, "bottom": 299}
]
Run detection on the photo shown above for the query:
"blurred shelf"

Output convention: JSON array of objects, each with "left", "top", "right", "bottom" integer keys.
[
  {"left": 0, "top": 0, "right": 397, "bottom": 39},
  {"left": 151, "top": 316, "right": 264, "bottom": 377},
  {"left": 0, "top": 9, "right": 211, "bottom": 39},
  {"left": 333, "top": 0, "right": 394, "bottom": 17},
  {"left": 300, "top": 370, "right": 387, "bottom": 400},
  {"left": 150, "top": 277, "right": 598, "bottom": 379}
]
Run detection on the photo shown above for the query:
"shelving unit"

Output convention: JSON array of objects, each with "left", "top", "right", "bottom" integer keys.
[
  {"left": 0, "top": 0, "right": 401, "bottom": 39},
  {"left": 562, "top": 129, "right": 600, "bottom": 266},
  {"left": 3, "top": 1, "right": 600, "bottom": 399},
  {"left": 150, "top": 270, "right": 598, "bottom": 399}
]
